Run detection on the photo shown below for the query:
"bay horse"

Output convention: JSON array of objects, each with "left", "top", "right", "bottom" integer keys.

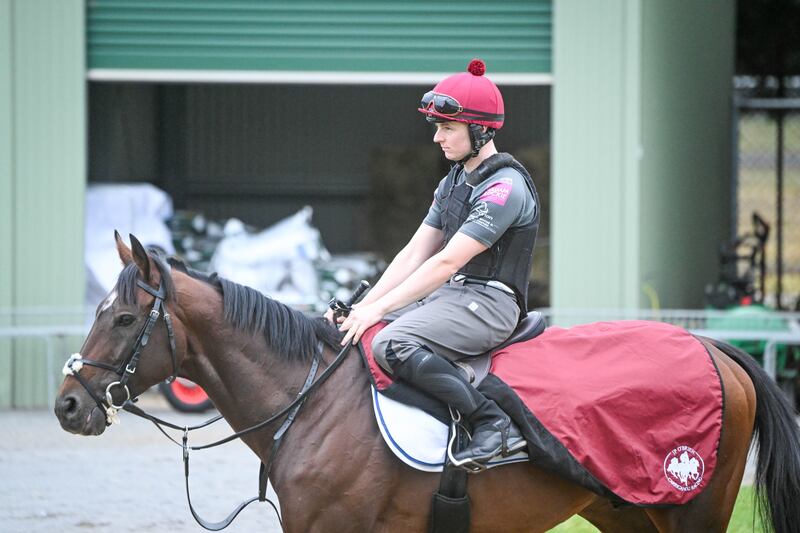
[{"left": 55, "top": 233, "right": 800, "bottom": 532}]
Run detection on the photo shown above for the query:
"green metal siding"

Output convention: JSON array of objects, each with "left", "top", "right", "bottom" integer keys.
[
  {"left": 1, "top": 0, "right": 86, "bottom": 408},
  {"left": 87, "top": 0, "right": 552, "bottom": 73}
]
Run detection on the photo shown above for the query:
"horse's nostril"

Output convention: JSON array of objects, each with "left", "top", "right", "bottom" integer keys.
[{"left": 60, "top": 395, "right": 79, "bottom": 417}]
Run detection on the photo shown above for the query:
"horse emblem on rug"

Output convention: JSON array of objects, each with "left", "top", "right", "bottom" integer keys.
[{"left": 664, "top": 446, "right": 705, "bottom": 492}]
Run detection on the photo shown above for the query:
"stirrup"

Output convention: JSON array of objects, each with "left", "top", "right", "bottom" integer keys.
[{"left": 445, "top": 407, "right": 488, "bottom": 474}]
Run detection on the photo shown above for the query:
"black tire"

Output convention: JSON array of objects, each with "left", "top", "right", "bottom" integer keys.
[{"left": 158, "top": 379, "right": 214, "bottom": 413}]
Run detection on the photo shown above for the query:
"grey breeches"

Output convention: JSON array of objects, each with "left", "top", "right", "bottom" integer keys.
[{"left": 371, "top": 281, "right": 519, "bottom": 373}]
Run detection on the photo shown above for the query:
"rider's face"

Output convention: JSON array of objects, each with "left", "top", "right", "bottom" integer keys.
[{"left": 433, "top": 121, "right": 471, "bottom": 161}]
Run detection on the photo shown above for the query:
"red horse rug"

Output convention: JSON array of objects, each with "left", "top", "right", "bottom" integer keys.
[{"left": 360, "top": 320, "right": 723, "bottom": 507}]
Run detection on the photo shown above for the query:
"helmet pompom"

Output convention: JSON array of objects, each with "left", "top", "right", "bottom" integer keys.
[{"left": 467, "top": 59, "right": 486, "bottom": 76}]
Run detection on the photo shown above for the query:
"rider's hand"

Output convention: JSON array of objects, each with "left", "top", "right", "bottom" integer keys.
[{"left": 339, "top": 302, "right": 384, "bottom": 346}]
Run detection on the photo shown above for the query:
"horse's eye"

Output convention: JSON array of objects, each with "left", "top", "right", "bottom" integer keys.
[{"left": 115, "top": 314, "right": 136, "bottom": 327}]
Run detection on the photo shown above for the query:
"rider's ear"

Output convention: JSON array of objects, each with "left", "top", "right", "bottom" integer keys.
[
  {"left": 129, "top": 234, "right": 153, "bottom": 283},
  {"left": 115, "top": 230, "right": 133, "bottom": 266}
]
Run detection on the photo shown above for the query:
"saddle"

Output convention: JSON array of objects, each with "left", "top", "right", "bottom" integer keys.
[{"left": 453, "top": 311, "right": 547, "bottom": 386}]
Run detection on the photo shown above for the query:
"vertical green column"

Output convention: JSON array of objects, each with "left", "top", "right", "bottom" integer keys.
[
  {"left": 552, "top": 0, "right": 734, "bottom": 314},
  {"left": 0, "top": 0, "right": 13, "bottom": 407},
  {"left": 638, "top": 1, "right": 734, "bottom": 308},
  {"left": 551, "top": 0, "right": 642, "bottom": 312},
  {"left": 11, "top": 0, "right": 85, "bottom": 407}
]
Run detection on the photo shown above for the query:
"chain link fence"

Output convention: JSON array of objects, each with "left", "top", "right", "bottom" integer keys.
[{"left": 734, "top": 97, "right": 800, "bottom": 311}]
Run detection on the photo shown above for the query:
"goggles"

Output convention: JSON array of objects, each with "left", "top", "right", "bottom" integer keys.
[{"left": 420, "top": 91, "right": 464, "bottom": 116}]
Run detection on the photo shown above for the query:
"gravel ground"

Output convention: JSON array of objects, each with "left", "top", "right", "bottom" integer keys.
[
  {"left": 1, "top": 392, "right": 282, "bottom": 533},
  {"left": 1, "top": 391, "right": 762, "bottom": 533}
]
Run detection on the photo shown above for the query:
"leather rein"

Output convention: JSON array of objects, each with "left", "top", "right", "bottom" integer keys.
[{"left": 62, "top": 277, "right": 355, "bottom": 531}]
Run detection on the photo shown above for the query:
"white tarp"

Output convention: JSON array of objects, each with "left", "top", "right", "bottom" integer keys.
[
  {"left": 209, "top": 206, "right": 324, "bottom": 307},
  {"left": 85, "top": 183, "right": 175, "bottom": 307}
]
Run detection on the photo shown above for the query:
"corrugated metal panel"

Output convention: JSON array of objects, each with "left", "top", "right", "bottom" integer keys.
[
  {"left": 0, "top": 0, "right": 13, "bottom": 408},
  {"left": 87, "top": 0, "right": 552, "bottom": 73},
  {"left": 10, "top": 0, "right": 86, "bottom": 407}
]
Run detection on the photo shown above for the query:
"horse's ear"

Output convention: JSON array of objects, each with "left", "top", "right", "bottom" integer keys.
[
  {"left": 129, "top": 234, "right": 152, "bottom": 282},
  {"left": 115, "top": 230, "right": 133, "bottom": 266}
]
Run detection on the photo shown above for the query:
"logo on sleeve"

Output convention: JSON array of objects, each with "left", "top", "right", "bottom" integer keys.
[{"left": 479, "top": 178, "right": 513, "bottom": 206}]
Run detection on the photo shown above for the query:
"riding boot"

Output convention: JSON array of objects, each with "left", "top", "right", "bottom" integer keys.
[{"left": 392, "top": 348, "right": 526, "bottom": 468}]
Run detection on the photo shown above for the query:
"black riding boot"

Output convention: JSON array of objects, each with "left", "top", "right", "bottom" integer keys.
[{"left": 393, "top": 348, "right": 526, "bottom": 469}]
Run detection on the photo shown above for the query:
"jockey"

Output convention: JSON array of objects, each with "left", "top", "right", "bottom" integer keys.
[{"left": 334, "top": 59, "right": 539, "bottom": 469}]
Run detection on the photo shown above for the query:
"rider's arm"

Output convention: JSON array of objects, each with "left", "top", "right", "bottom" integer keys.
[
  {"left": 372, "top": 232, "right": 489, "bottom": 316},
  {"left": 357, "top": 223, "right": 445, "bottom": 306}
]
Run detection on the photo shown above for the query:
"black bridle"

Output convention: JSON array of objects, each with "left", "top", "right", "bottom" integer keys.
[
  {"left": 63, "top": 279, "right": 179, "bottom": 425},
  {"left": 62, "top": 276, "right": 365, "bottom": 531}
]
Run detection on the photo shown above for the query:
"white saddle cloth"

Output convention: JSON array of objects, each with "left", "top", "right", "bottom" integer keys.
[{"left": 371, "top": 386, "right": 529, "bottom": 472}]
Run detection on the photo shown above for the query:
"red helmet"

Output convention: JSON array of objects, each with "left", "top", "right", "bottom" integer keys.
[{"left": 418, "top": 59, "right": 504, "bottom": 130}]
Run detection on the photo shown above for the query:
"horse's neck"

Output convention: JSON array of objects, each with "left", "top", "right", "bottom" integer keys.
[
  {"left": 185, "top": 317, "right": 384, "bottom": 523},
  {"left": 182, "top": 323, "right": 310, "bottom": 456},
  {"left": 182, "top": 313, "right": 373, "bottom": 467}
]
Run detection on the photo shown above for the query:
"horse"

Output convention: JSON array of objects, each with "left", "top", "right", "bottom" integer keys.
[{"left": 55, "top": 233, "right": 800, "bottom": 532}]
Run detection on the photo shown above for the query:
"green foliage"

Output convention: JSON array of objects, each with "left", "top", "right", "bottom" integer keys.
[{"left": 547, "top": 486, "right": 762, "bottom": 532}]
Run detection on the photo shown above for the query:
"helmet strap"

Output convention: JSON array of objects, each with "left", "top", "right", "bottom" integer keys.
[{"left": 458, "top": 124, "right": 496, "bottom": 164}]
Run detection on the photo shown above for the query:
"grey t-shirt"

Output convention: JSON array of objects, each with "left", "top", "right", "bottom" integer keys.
[{"left": 423, "top": 166, "right": 537, "bottom": 247}]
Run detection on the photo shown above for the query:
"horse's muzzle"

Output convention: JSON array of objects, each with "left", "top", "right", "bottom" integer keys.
[{"left": 54, "top": 393, "right": 107, "bottom": 436}]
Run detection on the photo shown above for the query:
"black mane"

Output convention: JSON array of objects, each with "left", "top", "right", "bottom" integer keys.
[{"left": 116, "top": 255, "right": 340, "bottom": 363}]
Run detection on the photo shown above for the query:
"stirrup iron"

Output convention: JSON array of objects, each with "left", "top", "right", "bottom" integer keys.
[{"left": 445, "top": 407, "right": 487, "bottom": 474}]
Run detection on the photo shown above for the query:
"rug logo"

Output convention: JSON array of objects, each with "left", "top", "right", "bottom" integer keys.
[{"left": 663, "top": 446, "right": 704, "bottom": 491}]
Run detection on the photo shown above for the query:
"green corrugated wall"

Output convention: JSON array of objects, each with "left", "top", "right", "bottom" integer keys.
[
  {"left": 0, "top": 0, "right": 86, "bottom": 408},
  {"left": 87, "top": 0, "right": 552, "bottom": 73}
]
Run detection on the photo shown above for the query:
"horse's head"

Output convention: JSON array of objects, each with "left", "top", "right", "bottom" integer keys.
[{"left": 55, "top": 232, "right": 184, "bottom": 435}]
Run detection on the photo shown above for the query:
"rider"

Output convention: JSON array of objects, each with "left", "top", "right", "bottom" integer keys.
[{"left": 334, "top": 58, "right": 539, "bottom": 468}]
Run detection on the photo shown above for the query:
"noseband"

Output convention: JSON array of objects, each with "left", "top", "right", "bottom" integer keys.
[{"left": 62, "top": 279, "right": 179, "bottom": 425}]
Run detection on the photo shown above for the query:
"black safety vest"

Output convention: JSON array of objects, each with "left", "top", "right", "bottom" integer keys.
[{"left": 439, "top": 153, "right": 540, "bottom": 314}]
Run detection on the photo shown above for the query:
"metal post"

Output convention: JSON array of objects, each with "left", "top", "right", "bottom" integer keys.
[
  {"left": 775, "top": 110, "right": 785, "bottom": 309},
  {"left": 731, "top": 96, "right": 740, "bottom": 242},
  {"left": 45, "top": 336, "right": 55, "bottom": 409},
  {"left": 763, "top": 340, "right": 777, "bottom": 381}
]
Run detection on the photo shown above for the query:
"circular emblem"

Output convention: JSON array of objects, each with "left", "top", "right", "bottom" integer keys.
[{"left": 663, "top": 445, "right": 705, "bottom": 492}]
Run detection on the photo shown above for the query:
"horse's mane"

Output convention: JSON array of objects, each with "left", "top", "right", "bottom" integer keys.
[{"left": 115, "top": 254, "right": 340, "bottom": 363}]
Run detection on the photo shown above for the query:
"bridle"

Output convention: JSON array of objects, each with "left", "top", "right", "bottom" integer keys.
[
  {"left": 60, "top": 274, "right": 362, "bottom": 531},
  {"left": 62, "top": 279, "right": 178, "bottom": 425}
]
